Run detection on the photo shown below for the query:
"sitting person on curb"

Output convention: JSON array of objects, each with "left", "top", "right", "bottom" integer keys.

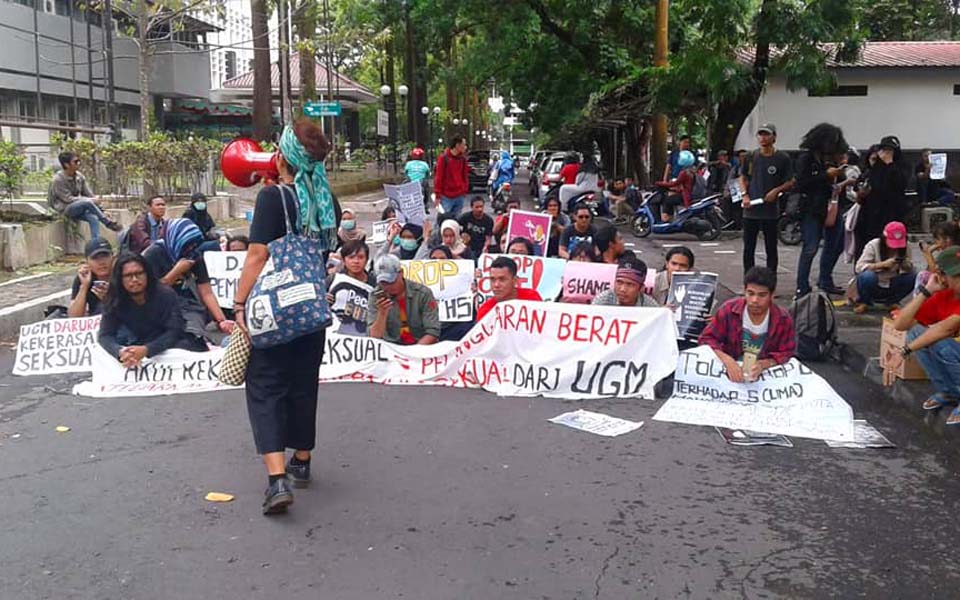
[
  {"left": 592, "top": 256, "right": 661, "bottom": 307},
  {"left": 594, "top": 225, "right": 626, "bottom": 264},
  {"left": 853, "top": 221, "right": 915, "bottom": 313},
  {"left": 142, "top": 218, "right": 235, "bottom": 345},
  {"left": 47, "top": 152, "right": 122, "bottom": 238},
  {"left": 128, "top": 195, "right": 167, "bottom": 254},
  {"left": 476, "top": 256, "right": 543, "bottom": 321},
  {"left": 886, "top": 246, "right": 960, "bottom": 423},
  {"left": 652, "top": 246, "right": 695, "bottom": 305},
  {"left": 699, "top": 266, "right": 796, "bottom": 383},
  {"left": 68, "top": 238, "right": 115, "bottom": 317},
  {"left": 367, "top": 254, "right": 440, "bottom": 345},
  {"left": 98, "top": 253, "right": 206, "bottom": 369},
  {"left": 915, "top": 221, "right": 960, "bottom": 291}
]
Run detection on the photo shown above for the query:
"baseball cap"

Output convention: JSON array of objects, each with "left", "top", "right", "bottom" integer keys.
[
  {"left": 375, "top": 254, "right": 402, "bottom": 284},
  {"left": 879, "top": 135, "right": 901, "bottom": 151},
  {"left": 757, "top": 123, "right": 777, "bottom": 135},
  {"left": 882, "top": 222, "right": 907, "bottom": 249},
  {"left": 84, "top": 237, "right": 113, "bottom": 258},
  {"left": 936, "top": 245, "right": 960, "bottom": 277}
]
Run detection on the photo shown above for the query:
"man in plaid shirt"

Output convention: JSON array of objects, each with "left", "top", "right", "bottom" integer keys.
[{"left": 698, "top": 266, "right": 796, "bottom": 383}]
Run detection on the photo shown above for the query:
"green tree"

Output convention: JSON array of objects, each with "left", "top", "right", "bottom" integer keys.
[
  {"left": 860, "top": 0, "right": 957, "bottom": 40},
  {"left": 0, "top": 141, "right": 26, "bottom": 200}
]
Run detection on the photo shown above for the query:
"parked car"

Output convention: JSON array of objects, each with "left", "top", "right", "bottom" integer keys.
[
  {"left": 527, "top": 150, "right": 552, "bottom": 194},
  {"left": 467, "top": 150, "right": 491, "bottom": 191},
  {"left": 535, "top": 152, "right": 568, "bottom": 205}
]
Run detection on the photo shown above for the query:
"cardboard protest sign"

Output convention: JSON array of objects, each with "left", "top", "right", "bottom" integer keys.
[
  {"left": 653, "top": 345, "right": 855, "bottom": 441},
  {"left": 13, "top": 316, "right": 101, "bottom": 375},
  {"left": 505, "top": 210, "right": 552, "bottom": 256},
  {"left": 401, "top": 259, "right": 475, "bottom": 322},
  {"left": 71, "top": 302, "right": 681, "bottom": 401},
  {"left": 328, "top": 274, "right": 373, "bottom": 336},
  {"left": 204, "top": 251, "right": 247, "bottom": 309},
  {"left": 73, "top": 346, "right": 240, "bottom": 397},
  {"left": 561, "top": 261, "right": 617, "bottom": 304},
  {"left": 384, "top": 181, "right": 425, "bottom": 226},
  {"left": 668, "top": 272, "right": 717, "bottom": 342},
  {"left": 370, "top": 220, "right": 392, "bottom": 244},
  {"left": 930, "top": 153, "right": 947, "bottom": 180},
  {"left": 727, "top": 179, "right": 743, "bottom": 204},
  {"left": 476, "top": 253, "right": 566, "bottom": 305}
]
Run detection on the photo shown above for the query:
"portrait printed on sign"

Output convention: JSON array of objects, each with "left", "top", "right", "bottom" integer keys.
[
  {"left": 247, "top": 296, "right": 278, "bottom": 335},
  {"left": 329, "top": 274, "right": 373, "bottom": 336},
  {"left": 505, "top": 210, "right": 552, "bottom": 257}
]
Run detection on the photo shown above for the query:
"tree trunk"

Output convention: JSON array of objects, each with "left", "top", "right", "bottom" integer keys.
[
  {"left": 137, "top": 1, "right": 150, "bottom": 141},
  {"left": 294, "top": 0, "right": 316, "bottom": 109},
  {"left": 251, "top": 0, "right": 273, "bottom": 141},
  {"left": 414, "top": 42, "right": 428, "bottom": 148}
]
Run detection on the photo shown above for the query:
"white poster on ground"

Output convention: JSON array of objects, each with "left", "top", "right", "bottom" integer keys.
[
  {"left": 548, "top": 409, "right": 643, "bottom": 437},
  {"left": 653, "top": 345, "right": 855, "bottom": 441},
  {"left": 13, "top": 316, "right": 101, "bottom": 375}
]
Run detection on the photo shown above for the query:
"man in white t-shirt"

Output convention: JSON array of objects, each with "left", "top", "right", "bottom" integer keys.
[{"left": 698, "top": 266, "right": 796, "bottom": 383}]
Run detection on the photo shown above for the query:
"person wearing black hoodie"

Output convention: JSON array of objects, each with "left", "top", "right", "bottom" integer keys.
[
  {"left": 182, "top": 192, "right": 217, "bottom": 240},
  {"left": 855, "top": 135, "right": 908, "bottom": 261}
]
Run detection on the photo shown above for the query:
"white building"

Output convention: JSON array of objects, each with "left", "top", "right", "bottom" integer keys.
[
  {"left": 207, "top": 0, "right": 253, "bottom": 89},
  {"left": 735, "top": 42, "right": 960, "bottom": 154}
]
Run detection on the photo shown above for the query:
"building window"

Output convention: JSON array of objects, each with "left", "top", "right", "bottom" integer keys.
[
  {"left": 808, "top": 85, "right": 868, "bottom": 97},
  {"left": 225, "top": 50, "right": 237, "bottom": 80},
  {"left": 18, "top": 97, "right": 37, "bottom": 122},
  {"left": 954, "top": 84, "right": 960, "bottom": 95}
]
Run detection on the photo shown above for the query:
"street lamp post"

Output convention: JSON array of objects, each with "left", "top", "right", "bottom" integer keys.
[
  {"left": 397, "top": 84, "right": 409, "bottom": 145},
  {"left": 432, "top": 106, "right": 441, "bottom": 159},
  {"left": 380, "top": 84, "right": 397, "bottom": 173},
  {"left": 420, "top": 106, "right": 431, "bottom": 164}
]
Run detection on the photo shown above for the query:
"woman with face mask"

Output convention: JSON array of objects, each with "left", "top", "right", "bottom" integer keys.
[
  {"left": 376, "top": 221, "right": 430, "bottom": 260},
  {"left": 182, "top": 192, "right": 217, "bottom": 240},
  {"left": 337, "top": 208, "right": 367, "bottom": 248}
]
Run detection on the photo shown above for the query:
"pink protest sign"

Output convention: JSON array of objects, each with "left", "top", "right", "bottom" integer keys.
[
  {"left": 505, "top": 210, "right": 552, "bottom": 257},
  {"left": 561, "top": 261, "right": 618, "bottom": 304}
]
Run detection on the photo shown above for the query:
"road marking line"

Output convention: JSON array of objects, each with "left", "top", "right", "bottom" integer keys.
[
  {"left": 0, "top": 272, "right": 53, "bottom": 287},
  {"left": 623, "top": 242, "right": 636, "bottom": 246},
  {"left": 713, "top": 250, "right": 736, "bottom": 254},
  {"left": 0, "top": 288, "right": 71, "bottom": 318},
  {"left": 661, "top": 243, "right": 682, "bottom": 248},
  {"left": 699, "top": 243, "right": 719, "bottom": 247}
]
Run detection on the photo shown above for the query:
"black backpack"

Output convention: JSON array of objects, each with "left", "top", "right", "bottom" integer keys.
[{"left": 789, "top": 291, "right": 839, "bottom": 361}]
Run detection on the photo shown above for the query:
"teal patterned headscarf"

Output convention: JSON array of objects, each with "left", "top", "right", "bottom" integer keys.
[{"left": 279, "top": 125, "right": 337, "bottom": 248}]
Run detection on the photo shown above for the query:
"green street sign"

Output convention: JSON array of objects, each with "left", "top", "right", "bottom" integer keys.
[{"left": 303, "top": 101, "right": 342, "bottom": 117}]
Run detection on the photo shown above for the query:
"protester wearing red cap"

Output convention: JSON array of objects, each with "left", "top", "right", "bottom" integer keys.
[
  {"left": 852, "top": 221, "right": 915, "bottom": 313},
  {"left": 887, "top": 246, "right": 960, "bottom": 424}
]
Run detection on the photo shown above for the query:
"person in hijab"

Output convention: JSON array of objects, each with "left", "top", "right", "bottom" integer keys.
[
  {"left": 377, "top": 221, "right": 429, "bottom": 261},
  {"left": 439, "top": 219, "right": 473, "bottom": 260},
  {"left": 182, "top": 192, "right": 217, "bottom": 239},
  {"left": 141, "top": 217, "right": 234, "bottom": 345},
  {"left": 337, "top": 208, "right": 367, "bottom": 247},
  {"left": 232, "top": 119, "right": 337, "bottom": 515}
]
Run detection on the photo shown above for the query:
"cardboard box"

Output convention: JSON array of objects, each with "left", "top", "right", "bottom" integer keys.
[{"left": 879, "top": 318, "right": 928, "bottom": 380}]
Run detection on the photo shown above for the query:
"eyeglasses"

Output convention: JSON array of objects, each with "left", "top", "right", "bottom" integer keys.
[
  {"left": 576, "top": 215, "right": 591, "bottom": 220},
  {"left": 122, "top": 270, "right": 146, "bottom": 280}
]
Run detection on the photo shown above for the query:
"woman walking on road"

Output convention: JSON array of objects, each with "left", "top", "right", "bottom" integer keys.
[{"left": 233, "top": 118, "right": 336, "bottom": 515}]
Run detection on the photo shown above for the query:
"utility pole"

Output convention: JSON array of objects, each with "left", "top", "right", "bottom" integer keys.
[
  {"left": 652, "top": 0, "right": 669, "bottom": 181},
  {"left": 104, "top": 0, "right": 118, "bottom": 139}
]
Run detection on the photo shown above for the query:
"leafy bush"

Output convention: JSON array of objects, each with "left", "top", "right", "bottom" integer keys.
[{"left": 0, "top": 141, "right": 27, "bottom": 199}]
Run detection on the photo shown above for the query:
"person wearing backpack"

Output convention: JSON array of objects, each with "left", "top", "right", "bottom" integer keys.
[
  {"left": 699, "top": 266, "right": 796, "bottom": 383},
  {"left": 739, "top": 124, "right": 795, "bottom": 275}
]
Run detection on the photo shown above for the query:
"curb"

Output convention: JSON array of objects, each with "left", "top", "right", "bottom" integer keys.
[
  {"left": 330, "top": 176, "right": 402, "bottom": 198},
  {"left": 0, "top": 287, "right": 71, "bottom": 342}
]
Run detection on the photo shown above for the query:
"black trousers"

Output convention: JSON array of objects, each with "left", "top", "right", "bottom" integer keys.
[
  {"left": 742, "top": 218, "right": 779, "bottom": 274},
  {"left": 245, "top": 329, "right": 326, "bottom": 454}
]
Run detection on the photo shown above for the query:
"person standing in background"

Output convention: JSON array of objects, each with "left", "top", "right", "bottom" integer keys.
[
  {"left": 433, "top": 137, "right": 469, "bottom": 217},
  {"left": 739, "top": 124, "right": 794, "bottom": 276},
  {"left": 855, "top": 135, "right": 908, "bottom": 261}
]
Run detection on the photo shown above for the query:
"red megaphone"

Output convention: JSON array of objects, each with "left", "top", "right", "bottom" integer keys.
[{"left": 220, "top": 138, "right": 279, "bottom": 187}]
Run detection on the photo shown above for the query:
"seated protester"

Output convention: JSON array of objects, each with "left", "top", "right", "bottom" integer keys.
[
  {"left": 182, "top": 193, "right": 217, "bottom": 240},
  {"left": 142, "top": 218, "right": 235, "bottom": 345},
  {"left": 594, "top": 225, "right": 626, "bottom": 264},
  {"left": 569, "top": 241, "right": 598, "bottom": 262},
  {"left": 377, "top": 221, "right": 429, "bottom": 260},
  {"left": 699, "top": 266, "right": 796, "bottom": 383},
  {"left": 492, "top": 197, "right": 521, "bottom": 251},
  {"left": 887, "top": 247, "right": 960, "bottom": 422},
  {"left": 476, "top": 255, "right": 543, "bottom": 321},
  {"left": 543, "top": 196, "right": 570, "bottom": 258},
  {"left": 458, "top": 196, "right": 494, "bottom": 257},
  {"left": 592, "top": 256, "right": 660, "bottom": 307},
  {"left": 429, "top": 245, "right": 453, "bottom": 260},
  {"left": 506, "top": 236, "right": 535, "bottom": 256},
  {"left": 337, "top": 208, "right": 367, "bottom": 248},
  {"left": 226, "top": 234, "right": 250, "bottom": 252},
  {"left": 69, "top": 238, "right": 115, "bottom": 317},
  {"left": 559, "top": 203, "right": 597, "bottom": 259},
  {"left": 853, "top": 221, "right": 915, "bottom": 313},
  {"left": 439, "top": 219, "right": 474, "bottom": 260},
  {"left": 129, "top": 195, "right": 168, "bottom": 255},
  {"left": 606, "top": 179, "right": 634, "bottom": 223},
  {"left": 368, "top": 254, "right": 440, "bottom": 345},
  {"left": 99, "top": 253, "right": 205, "bottom": 368},
  {"left": 381, "top": 206, "right": 397, "bottom": 222},
  {"left": 653, "top": 246, "right": 695, "bottom": 305},
  {"left": 916, "top": 221, "right": 960, "bottom": 291},
  {"left": 325, "top": 239, "right": 372, "bottom": 289}
]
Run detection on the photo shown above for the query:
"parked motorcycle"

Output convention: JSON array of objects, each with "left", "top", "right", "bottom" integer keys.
[{"left": 632, "top": 190, "right": 724, "bottom": 241}]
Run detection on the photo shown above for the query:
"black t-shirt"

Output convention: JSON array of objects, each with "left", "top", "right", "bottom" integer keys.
[
  {"left": 71, "top": 275, "right": 105, "bottom": 316},
  {"left": 743, "top": 150, "right": 794, "bottom": 221},
  {"left": 457, "top": 212, "right": 494, "bottom": 256},
  {"left": 249, "top": 184, "right": 301, "bottom": 245},
  {"left": 141, "top": 243, "right": 210, "bottom": 299},
  {"left": 559, "top": 223, "right": 597, "bottom": 255}
]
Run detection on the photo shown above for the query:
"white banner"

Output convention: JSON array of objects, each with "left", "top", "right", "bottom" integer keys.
[
  {"left": 14, "top": 316, "right": 101, "bottom": 375},
  {"left": 71, "top": 302, "right": 679, "bottom": 400},
  {"left": 401, "top": 259, "right": 475, "bottom": 322},
  {"left": 652, "top": 345, "right": 854, "bottom": 441}
]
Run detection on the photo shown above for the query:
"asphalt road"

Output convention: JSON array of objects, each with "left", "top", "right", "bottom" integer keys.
[{"left": 3, "top": 172, "right": 959, "bottom": 599}]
